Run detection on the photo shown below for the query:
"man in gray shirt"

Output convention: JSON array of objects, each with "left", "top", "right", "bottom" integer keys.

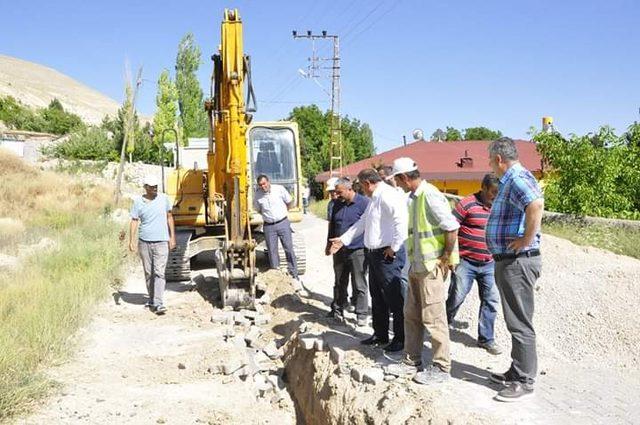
[{"left": 254, "top": 174, "right": 299, "bottom": 280}]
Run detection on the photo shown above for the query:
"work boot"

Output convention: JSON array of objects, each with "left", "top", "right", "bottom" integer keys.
[
  {"left": 413, "top": 364, "right": 450, "bottom": 385},
  {"left": 384, "top": 358, "right": 421, "bottom": 378},
  {"left": 489, "top": 369, "right": 518, "bottom": 386},
  {"left": 494, "top": 382, "right": 534, "bottom": 402},
  {"left": 478, "top": 341, "right": 503, "bottom": 355},
  {"left": 383, "top": 340, "right": 404, "bottom": 353}
]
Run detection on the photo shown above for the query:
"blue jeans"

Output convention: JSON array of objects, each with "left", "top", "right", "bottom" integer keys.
[{"left": 446, "top": 258, "right": 499, "bottom": 344}]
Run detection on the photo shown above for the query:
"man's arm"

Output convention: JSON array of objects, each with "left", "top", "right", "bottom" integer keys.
[
  {"left": 508, "top": 198, "right": 544, "bottom": 251},
  {"left": 329, "top": 214, "right": 366, "bottom": 254},
  {"left": 167, "top": 212, "right": 176, "bottom": 250},
  {"left": 382, "top": 191, "right": 408, "bottom": 257},
  {"left": 281, "top": 186, "right": 293, "bottom": 210},
  {"left": 129, "top": 219, "right": 139, "bottom": 252}
]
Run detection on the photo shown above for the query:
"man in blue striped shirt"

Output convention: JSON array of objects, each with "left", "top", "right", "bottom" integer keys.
[{"left": 485, "top": 137, "right": 544, "bottom": 402}]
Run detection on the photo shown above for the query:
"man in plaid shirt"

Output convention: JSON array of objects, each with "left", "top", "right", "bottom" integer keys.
[{"left": 485, "top": 137, "right": 544, "bottom": 402}]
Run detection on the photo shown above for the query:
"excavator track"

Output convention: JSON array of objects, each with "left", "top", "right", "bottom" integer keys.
[
  {"left": 165, "top": 231, "right": 193, "bottom": 281},
  {"left": 278, "top": 231, "right": 306, "bottom": 275}
]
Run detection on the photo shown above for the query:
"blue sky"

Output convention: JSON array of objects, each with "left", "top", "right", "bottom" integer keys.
[{"left": 3, "top": 0, "right": 639, "bottom": 152}]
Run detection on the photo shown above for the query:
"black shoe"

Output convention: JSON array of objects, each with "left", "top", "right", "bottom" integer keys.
[
  {"left": 326, "top": 310, "right": 344, "bottom": 320},
  {"left": 494, "top": 382, "right": 534, "bottom": 402},
  {"left": 360, "top": 335, "right": 389, "bottom": 346},
  {"left": 489, "top": 369, "right": 518, "bottom": 386},
  {"left": 383, "top": 340, "right": 404, "bottom": 353},
  {"left": 153, "top": 305, "right": 167, "bottom": 315}
]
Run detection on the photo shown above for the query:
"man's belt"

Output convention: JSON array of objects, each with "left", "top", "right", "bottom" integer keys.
[
  {"left": 264, "top": 216, "right": 287, "bottom": 226},
  {"left": 366, "top": 246, "right": 390, "bottom": 253},
  {"left": 492, "top": 249, "right": 540, "bottom": 262}
]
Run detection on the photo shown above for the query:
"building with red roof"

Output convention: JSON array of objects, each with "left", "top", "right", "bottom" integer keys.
[{"left": 315, "top": 139, "right": 543, "bottom": 196}]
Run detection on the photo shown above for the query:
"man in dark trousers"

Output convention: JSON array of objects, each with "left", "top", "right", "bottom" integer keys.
[
  {"left": 329, "top": 169, "right": 408, "bottom": 353},
  {"left": 253, "top": 174, "right": 299, "bottom": 282},
  {"left": 486, "top": 137, "right": 544, "bottom": 402},
  {"left": 325, "top": 177, "right": 370, "bottom": 326}
]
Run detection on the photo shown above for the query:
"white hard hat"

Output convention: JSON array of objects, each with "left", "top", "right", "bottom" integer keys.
[
  {"left": 391, "top": 157, "right": 418, "bottom": 176},
  {"left": 143, "top": 175, "right": 159, "bottom": 186},
  {"left": 325, "top": 177, "right": 339, "bottom": 191}
]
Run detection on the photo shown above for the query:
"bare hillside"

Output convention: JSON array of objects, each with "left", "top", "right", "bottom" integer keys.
[{"left": 0, "top": 54, "right": 120, "bottom": 125}]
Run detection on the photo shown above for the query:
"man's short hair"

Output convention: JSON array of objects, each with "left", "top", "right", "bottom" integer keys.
[
  {"left": 481, "top": 173, "right": 499, "bottom": 188},
  {"left": 256, "top": 174, "right": 269, "bottom": 183},
  {"left": 335, "top": 177, "right": 352, "bottom": 190},
  {"left": 377, "top": 165, "right": 393, "bottom": 177},
  {"left": 488, "top": 137, "right": 519, "bottom": 161},
  {"left": 357, "top": 168, "right": 382, "bottom": 184},
  {"left": 403, "top": 170, "right": 421, "bottom": 180}
]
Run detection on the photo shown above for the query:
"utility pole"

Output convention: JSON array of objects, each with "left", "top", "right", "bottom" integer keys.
[
  {"left": 115, "top": 66, "right": 143, "bottom": 205},
  {"left": 292, "top": 30, "right": 342, "bottom": 177}
]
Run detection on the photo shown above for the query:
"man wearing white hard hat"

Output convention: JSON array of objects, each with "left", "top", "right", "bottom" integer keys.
[
  {"left": 325, "top": 177, "right": 340, "bottom": 221},
  {"left": 386, "top": 157, "right": 459, "bottom": 385},
  {"left": 129, "top": 175, "right": 176, "bottom": 315}
]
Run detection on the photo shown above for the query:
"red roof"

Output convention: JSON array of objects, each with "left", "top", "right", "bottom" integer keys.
[{"left": 315, "top": 139, "right": 542, "bottom": 182}]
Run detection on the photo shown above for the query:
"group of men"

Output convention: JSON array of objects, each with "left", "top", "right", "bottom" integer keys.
[
  {"left": 128, "top": 137, "right": 543, "bottom": 402},
  {"left": 325, "top": 137, "right": 544, "bottom": 402}
]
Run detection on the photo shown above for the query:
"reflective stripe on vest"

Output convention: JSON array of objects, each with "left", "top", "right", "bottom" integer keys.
[{"left": 407, "top": 184, "right": 459, "bottom": 269}]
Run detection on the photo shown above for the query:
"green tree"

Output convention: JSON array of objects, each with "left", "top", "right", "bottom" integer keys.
[
  {"left": 445, "top": 126, "right": 463, "bottom": 141},
  {"left": 535, "top": 125, "right": 640, "bottom": 219},
  {"left": 175, "top": 33, "right": 208, "bottom": 144},
  {"left": 287, "top": 104, "right": 375, "bottom": 195},
  {"left": 153, "top": 69, "right": 178, "bottom": 142},
  {"left": 463, "top": 126, "right": 503, "bottom": 140}
]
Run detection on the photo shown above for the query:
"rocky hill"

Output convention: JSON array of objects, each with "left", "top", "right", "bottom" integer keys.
[{"left": 0, "top": 54, "right": 121, "bottom": 125}]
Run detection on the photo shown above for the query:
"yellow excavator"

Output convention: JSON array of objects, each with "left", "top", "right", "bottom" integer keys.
[{"left": 164, "top": 9, "right": 305, "bottom": 309}]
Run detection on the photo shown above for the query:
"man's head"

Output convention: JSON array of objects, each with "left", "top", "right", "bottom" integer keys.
[
  {"left": 488, "top": 137, "right": 519, "bottom": 177},
  {"left": 480, "top": 173, "right": 500, "bottom": 206},
  {"left": 377, "top": 165, "right": 397, "bottom": 187},
  {"left": 334, "top": 178, "right": 355, "bottom": 202},
  {"left": 257, "top": 174, "right": 271, "bottom": 192},
  {"left": 356, "top": 168, "right": 382, "bottom": 197},
  {"left": 391, "top": 157, "right": 421, "bottom": 192},
  {"left": 326, "top": 177, "right": 339, "bottom": 200},
  {"left": 143, "top": 175, "right": 159, "bottom": 197}
]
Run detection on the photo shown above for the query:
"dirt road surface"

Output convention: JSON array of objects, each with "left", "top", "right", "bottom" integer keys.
[{"left": 17, "top": 212, "right": 640, "bottom": 424}]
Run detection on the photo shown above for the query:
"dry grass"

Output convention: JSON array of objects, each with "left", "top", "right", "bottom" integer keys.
[
  {"left": 0, "top": 149, "right": 124, "bottom": 419},
  {"left": 309, "top": 198, "right": 330, "bottom": 220}
]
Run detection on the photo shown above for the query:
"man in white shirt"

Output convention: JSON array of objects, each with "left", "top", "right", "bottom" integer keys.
[
  {"left": 254, "top": 174, "right": 298, "bottom": 280},
  {"left": 329, "top": 168, "right": 408, "bottom": 352}
]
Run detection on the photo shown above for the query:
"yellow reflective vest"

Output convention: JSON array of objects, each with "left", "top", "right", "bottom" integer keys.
[{"left": 407, "top": 184, "right": 460, "bottom": 272}]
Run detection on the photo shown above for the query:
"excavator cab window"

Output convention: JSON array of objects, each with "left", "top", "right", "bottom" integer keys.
[{"left": 249, "top": 126, "right": 298, "bottom": 206}]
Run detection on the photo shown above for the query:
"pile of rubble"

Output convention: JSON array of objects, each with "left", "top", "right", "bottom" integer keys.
[{"left": 206, "top": 294, "right": 288, "bottom": 402}]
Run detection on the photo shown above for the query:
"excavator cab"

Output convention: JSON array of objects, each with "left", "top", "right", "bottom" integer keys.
[{"left": 248, "top": 122, "right": 304, "bottom": 225}]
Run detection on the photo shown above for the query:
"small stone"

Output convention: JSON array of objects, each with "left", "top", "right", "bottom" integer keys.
[
  {"left": 224, "top": 327, "right": 236, "bottom": 338},
  {"left": 263, "top": 341, "right": 281, "bottom": 360},
  {"left": 383, "top": 374, "right": 397, "bottom": 382},
  {"left": 298, "top": 322, "right": 310, "bottom": 333},
  {"left": 210, "top": 311, "right": 232, "bottom": 324},
  {"left": 267, "top": 374, "right": 286, "bottom": 391},
  {"left": 244, "top": 326, "right": 263, "bottom": 348},
  {"left": 257, "top": 294, "right": 271, "bottom": 305},
  {"left": 362, "top": 368, "right": 384, "bottom": 385},
  {"left": 254, "top": 314, "right": 271, "bottom": 325},
  {"left": 314, "top": 338, "right": 325, "bottom": 351},
  {"left": 540, "top": 370, "right": 547, "bottom": 375},
  {"left": 235, "top": 314, "right": 251, "bottom": 326},
  {"left": 350, "top": 367, "right": 364, "bottom": 382},
  {"left": 222, "top": 358, "right": 244, "bottom": 375},
  {"left": 241, "top": 309, "right": 258, "bottom": 320},
  {"left": 178, "top": 362, "right": 186, "bottom": 370},
  {"left": 254, "top": 304, "right": 265, "bottom": 314},
  {"left": 300, "top": 337, "right": 317, "bottom": 350},
  {"left": 329, "top": 346, "right": 345, "bottom": 364},
  {"left": 230, "top": 335, "right": 246, "bottom": 348},
  {"left": 157, "top": 418, "right": 166, "bottom": 424}
]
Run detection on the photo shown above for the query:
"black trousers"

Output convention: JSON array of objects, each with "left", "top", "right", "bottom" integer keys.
[
  {"left": 367, "top": 246, "right": 407, "bottom": 343},
  {"left": 331, "top": 248, "right": 368, "bottom": 318}
]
